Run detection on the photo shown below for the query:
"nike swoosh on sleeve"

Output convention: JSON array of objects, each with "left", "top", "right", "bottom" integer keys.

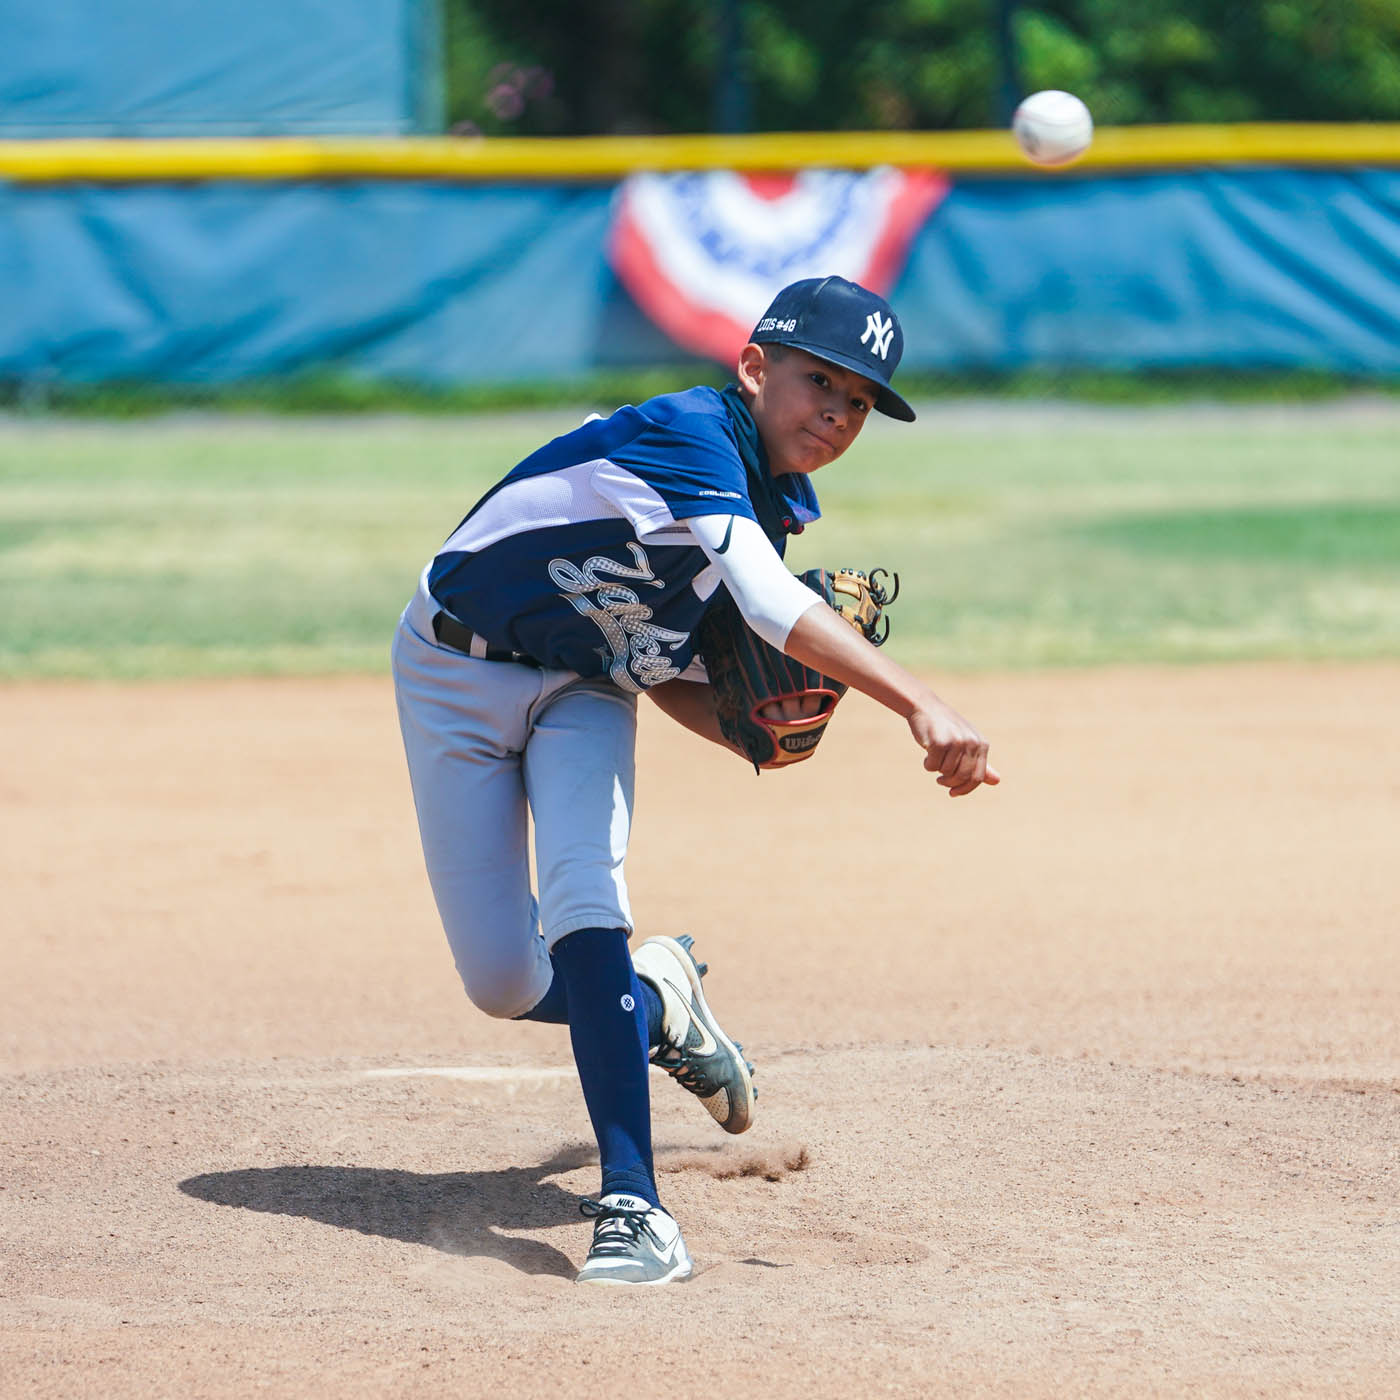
[{"left": 714, "top": 516, "right": 735, "bottom": 554}]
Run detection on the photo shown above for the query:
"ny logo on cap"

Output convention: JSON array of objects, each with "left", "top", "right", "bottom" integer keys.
[{"left": 861, "top": 311, "right": 895, "bottom": 360}]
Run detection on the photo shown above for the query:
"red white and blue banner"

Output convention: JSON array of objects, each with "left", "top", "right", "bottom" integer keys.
[{"left": 608, "top": 168, "right": 949, "bottom": 364}]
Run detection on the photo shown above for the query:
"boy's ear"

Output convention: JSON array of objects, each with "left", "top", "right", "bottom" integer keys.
[{"left": 736, "top": 343, "right": 766, "bottom": 396}]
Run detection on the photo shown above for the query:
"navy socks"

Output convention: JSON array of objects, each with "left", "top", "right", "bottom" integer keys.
[
  {"left": 517, "top": 944, "right": 664, "bottom": 1048},
  {"left": 514, "top": 950, "right": 570, "bottom": 1024},
  {"left": 542, "top": 927, "right": 660, "bottom": 1208}
]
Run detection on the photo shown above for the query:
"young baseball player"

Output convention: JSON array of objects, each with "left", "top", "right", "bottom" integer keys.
[{"left": 392, "top": 275, "right": 999, "bottom": 1286}]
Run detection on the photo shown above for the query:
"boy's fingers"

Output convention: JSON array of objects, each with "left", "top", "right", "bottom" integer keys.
[
  {"left": 917, "top": 722, "right": 1000, "bottom": 793},
  {"left": 971, "top": 748, "right": 989, "bottom": 788},
  {"left": 949, "top": 743, "right": 985, "bottom": 788},
  {"left": 937, "top": 760, "right": 1002, "bottom": 794}
]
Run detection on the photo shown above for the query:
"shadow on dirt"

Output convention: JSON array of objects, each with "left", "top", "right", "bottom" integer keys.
[{"left": 179, "top": 1145, "right": 596, "bottom": 1278}]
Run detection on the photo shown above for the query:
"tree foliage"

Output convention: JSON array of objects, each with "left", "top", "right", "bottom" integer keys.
[{"left": 443, "top": 0, "right": 1400, "bottom": 134}]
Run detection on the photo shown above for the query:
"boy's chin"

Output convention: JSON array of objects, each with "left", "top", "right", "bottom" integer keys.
[
  {"left": 781, "top": 453, "right": 833, "bottom": 477},
  {"left": 769, "top": 444, "right": 833, "bottom": 477}
]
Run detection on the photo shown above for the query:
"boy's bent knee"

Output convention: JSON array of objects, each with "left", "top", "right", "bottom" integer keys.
[
  {"left": 463, "top": 981, "right": 535, "bottom": 1020},
  {"left": 459, "top": 963, "right": 551, "bottom": 1021}
]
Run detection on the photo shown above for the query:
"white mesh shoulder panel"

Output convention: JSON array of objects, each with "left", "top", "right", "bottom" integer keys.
[{"left": 440, "top": 459, "right": 678, "bottom": 554}]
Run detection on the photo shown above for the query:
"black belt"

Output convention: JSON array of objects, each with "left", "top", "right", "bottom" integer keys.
[{"left": 431, "top": 611, "right": 542, "bottom": 667}]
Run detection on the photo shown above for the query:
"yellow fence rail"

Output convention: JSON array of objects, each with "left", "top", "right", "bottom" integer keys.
[{"left": 1, "top": 124, "right": 1398, "bottom": 183}]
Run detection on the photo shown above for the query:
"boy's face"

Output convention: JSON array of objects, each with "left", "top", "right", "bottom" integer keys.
[{"left": 737, "top": 344, "right": 882, "bottom": 477}]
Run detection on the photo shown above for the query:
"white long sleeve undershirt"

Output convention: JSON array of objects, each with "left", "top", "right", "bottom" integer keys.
[{"left": 686, "top": 512, "right": 821, "bottom": 651}]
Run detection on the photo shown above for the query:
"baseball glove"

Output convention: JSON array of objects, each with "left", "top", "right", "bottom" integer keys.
[{"left": 696, "top": 567, "right": 899, "bottom": 772}]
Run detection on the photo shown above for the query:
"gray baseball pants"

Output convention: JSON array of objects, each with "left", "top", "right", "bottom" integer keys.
[{"left": 391, "top": 578, "right": 638, "bottom": 1020}]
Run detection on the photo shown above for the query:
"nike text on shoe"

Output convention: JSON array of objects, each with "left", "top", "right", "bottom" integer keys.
[
  {"left": 575, "top": 1194, "right": 694, "bottom": 1286},
  {"left": 631, "top": 934, "right": 756, "bottom": 1134}
]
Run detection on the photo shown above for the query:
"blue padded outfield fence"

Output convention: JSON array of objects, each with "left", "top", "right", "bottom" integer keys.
[{"left": 2, "top": 127, "right": 1398, "bottom": 385}]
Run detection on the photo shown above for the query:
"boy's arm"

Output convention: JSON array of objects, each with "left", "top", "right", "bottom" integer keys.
[
  {"left": 782, "top": 602, "right": 999, "bottom": 797},
  {"left": 645, "top": 678, "right": 744, "bottom": 756},
  {"left": 681, "top": 512, "right": 998, "bottom": 795}
]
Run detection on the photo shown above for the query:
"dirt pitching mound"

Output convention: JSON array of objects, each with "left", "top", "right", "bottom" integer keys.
[{"left": 4, "top": 665, "right": 1399, "bottom": 1398}]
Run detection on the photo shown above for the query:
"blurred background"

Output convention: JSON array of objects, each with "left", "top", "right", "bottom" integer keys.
[
  {"left": 0, "top": 0, "right": 1397, "bottom": 677},
  {"left": 442, "top": 0, "right": 1400, "bottom": 134}
]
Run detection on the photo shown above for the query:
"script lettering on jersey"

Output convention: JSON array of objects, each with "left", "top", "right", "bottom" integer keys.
[{"left": 548, "top": 543, "right": 688, "bottom": 693}]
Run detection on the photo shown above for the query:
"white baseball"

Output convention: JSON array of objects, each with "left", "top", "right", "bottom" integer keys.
[{"left": 1012, "top": 90, "right": 1094, "bottom": 167}]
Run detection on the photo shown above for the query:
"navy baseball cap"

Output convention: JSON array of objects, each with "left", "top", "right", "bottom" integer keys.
[{"left": 749, "top": 275, "right": 916, "bottom": 422}]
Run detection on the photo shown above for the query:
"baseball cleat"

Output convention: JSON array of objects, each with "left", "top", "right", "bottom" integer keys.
[
  {"left": 575, "top": 1194, "right": 693, "bottom": 1286},
  {"left": 632, "top": 934, "right": 756, "bottom": 1135}
]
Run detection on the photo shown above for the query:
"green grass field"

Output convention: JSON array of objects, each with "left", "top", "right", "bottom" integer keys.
[{"left": 1, "top": 401, "right": 1397, "bottom": 679}]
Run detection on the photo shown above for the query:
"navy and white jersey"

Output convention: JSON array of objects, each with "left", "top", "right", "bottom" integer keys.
[{"left": 426, "top": 385, "right": 821, "bottom": 692}]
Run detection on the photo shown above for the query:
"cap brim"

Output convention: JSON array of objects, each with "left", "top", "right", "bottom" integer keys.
[
  {"left": 775, "top": 339, "right": 917, "bottom": 423},
  {"left": 874, "top": 385, "right": 917, "bottom": 423}
]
